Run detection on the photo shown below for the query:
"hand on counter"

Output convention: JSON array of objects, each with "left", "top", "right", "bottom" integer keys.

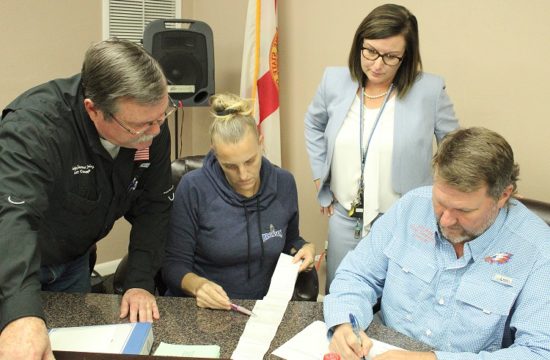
[
  {"left": 119, "top": 288, "right": 159, "bottom": 323},
  {"left": 0, "top": 316, "right": 54, "bottom": 360}
]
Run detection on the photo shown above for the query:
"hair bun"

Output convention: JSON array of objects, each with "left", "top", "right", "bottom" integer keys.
[{"left": 215, "top": 108, "right": 239, "bottom": 116}]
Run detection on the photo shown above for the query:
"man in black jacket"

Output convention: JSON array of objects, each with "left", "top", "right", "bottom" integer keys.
[{"left": 0, "top": 38, "right": 174, "bottom": 359}]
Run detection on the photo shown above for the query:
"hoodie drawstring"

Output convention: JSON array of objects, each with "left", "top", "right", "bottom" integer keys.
[
  {"left": 242, "top": 198, "right": 265, "bottom": 279},
  {"left": 243, "top": 203, "right": 252, "bottom": 279},
  {"left": 256, "top": 196, "right": 265, "bottom": 268}
]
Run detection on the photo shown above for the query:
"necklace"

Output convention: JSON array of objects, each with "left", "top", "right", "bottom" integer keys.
[
  {"left": 363, "top": 86, "right": 391, "bottom": 100},
  {"left": 363, "top": 90, "right": 388, "bottom": 99}
]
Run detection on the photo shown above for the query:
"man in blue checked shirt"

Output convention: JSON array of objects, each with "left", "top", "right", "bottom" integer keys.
[{"left": 324, "top": 127, "right": 550, "bottom": 360}]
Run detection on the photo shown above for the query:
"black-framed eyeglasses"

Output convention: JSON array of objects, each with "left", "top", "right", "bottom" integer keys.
[
  {"left": 109, "top": 96, "right": 178, "bottom": 136},
  {"left": 361, "top": 47, "right": 403, "bottom": 66}
]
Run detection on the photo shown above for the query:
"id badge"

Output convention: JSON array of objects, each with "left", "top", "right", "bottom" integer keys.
[{"left": 348, "top": 198, "right": 364, "bottom": 219}]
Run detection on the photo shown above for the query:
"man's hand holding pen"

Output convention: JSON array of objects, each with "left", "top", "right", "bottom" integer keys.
[
  {"left": 329, "top": 320, "right": 437, "bottom": 360},
  {"left": 329, "top": 321, "right": 372, "bottom": 360}
]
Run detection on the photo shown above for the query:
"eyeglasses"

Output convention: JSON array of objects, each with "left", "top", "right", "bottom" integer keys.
[
  {"left": 109, "top": 97, "right": 178, "bottom": 136},
  {"left": 361, "top": 47, "right": 403, "bottom": 66}
]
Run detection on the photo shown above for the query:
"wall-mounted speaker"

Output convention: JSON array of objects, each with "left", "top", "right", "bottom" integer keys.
[{"left": 143, "top": 19, "right": 215, "bottom": 107}]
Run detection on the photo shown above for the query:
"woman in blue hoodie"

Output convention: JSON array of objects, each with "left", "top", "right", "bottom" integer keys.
[{"left": 163, "top": 93, "right": 315, "bottom": 309}]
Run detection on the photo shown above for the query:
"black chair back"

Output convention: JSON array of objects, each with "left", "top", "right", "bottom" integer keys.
[{"left": 171, "top": 155, "right": 205, "bottom": 188}]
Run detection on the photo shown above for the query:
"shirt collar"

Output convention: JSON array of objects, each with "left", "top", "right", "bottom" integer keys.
[
  {"left": 467, "top": 207, "right": 509, "bottom": 262},
  {"left": 433, "top": 206, "right": 509, "bottom": 262}
]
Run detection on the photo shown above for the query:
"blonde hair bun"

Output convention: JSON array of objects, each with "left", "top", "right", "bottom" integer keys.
[{"left": 209, "top": 93, "right": 258, "bottom": 144}]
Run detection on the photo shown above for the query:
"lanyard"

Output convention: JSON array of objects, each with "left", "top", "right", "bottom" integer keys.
[{"left": 359, "top": 83, "right": 394, "bottom": 183}]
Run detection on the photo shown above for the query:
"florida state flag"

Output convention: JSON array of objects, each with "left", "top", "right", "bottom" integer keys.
[{"left": 240, "top": 0, "right": 281, "bottom": 165}]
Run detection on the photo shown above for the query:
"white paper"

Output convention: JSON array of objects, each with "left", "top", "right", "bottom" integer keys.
[
  {"left": 154, "top": 342, "right": 220, "bottom": 358},
  {"left": 272, "top": 320, "right": 404, "bottom": 360},
  {"left": 231, "top": 253, "right": 301, "bottom": 360}
]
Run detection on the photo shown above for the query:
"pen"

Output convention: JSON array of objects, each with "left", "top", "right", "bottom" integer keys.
[
  {"left": 230, "top": 303, "right": 256, "bottom": 316},
  {"left": 349, "top": 313, "right": 366, "bottom": 360}
]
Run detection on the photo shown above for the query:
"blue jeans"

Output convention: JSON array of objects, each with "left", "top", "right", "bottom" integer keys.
[{"left": 39, "top": 250, "right": 91, "bottom": 293}]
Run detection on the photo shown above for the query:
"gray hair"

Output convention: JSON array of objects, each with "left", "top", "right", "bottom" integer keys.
[
  {"left": 209, "top": 93, "right": 258, "bottom": 145},
  {"left": 433, "top": 127, "right": 520, "bottom": 200},
  {"left": 81, "top": 38, "right": 167, "bottom": 116}
]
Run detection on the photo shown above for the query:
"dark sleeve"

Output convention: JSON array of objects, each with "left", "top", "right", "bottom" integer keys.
[
  {"left": 0, "top": 111, "right": 60, "bottom": 331},
  {"left": 282, "top": 173, "right": 307, "bottom": 254},
  {"left": 162, "top": 174, "right": 201, "bottom": 296},
  {"left": 123, "top": 123, "right": 173, "bottom": 293}
]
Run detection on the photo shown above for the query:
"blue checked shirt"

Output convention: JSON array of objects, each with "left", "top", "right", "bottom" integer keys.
[{"left": 324, "top": 186, "right": 550, "bottom": 359}]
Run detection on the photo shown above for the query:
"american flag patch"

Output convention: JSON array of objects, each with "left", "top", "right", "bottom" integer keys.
[
  {"left": 484, "top": 252, "right": 513, "bottom": 264},
  {"left": 134, "top": 147, "right": 150, "bottom": 161}
]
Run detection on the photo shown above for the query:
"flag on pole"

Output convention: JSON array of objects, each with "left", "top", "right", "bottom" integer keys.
[{"left": 240, "top": 0, "right": 281, "bottom": 166}]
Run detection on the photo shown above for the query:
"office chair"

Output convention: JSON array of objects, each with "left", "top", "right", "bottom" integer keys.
[
  {"left": 113, "top": 155, "right": 320, "bottom": 301},
  {"left": 515, "top": 196, "right": 550, "bottom": 226}
]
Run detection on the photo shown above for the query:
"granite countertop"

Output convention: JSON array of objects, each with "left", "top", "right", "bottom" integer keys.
[{"left": 43, "top": 292, "right": 431, "bottom": 359}]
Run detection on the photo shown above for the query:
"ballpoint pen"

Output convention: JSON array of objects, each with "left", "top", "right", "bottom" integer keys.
[
  {"left": 230, "top": 303, "right": 256, "bottom": 316},
  {"left": 349, "top": 313, "right": 366, "bottom": 360}
]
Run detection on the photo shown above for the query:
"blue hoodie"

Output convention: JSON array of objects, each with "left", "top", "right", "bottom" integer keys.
[{"left": 163, "top": 150, "right": 307, "bottom": 299}]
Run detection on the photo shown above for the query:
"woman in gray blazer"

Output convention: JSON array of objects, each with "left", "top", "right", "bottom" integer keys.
[{"left": 304, "top": 4, "right": 459, "bottom": 292}]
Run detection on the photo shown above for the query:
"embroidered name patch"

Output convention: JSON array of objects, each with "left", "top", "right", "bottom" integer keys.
[
  {"left": 72, "top": 164, "right": 95, "bottom": 175},
  {"left": 492, "top": 273, "right": 513, "bottom": 286}
]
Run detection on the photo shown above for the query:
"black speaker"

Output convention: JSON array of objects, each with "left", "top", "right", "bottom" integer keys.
[{"left": 143, "top": 19, "right": 215, "bottom": 107}]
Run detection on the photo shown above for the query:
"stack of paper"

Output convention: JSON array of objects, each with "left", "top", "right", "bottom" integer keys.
[
  {"left": 49, "top": 322, "right": 153, "bottom": 355},
  {"left": 231, "top": 253, "right": 300, "bottom": 360}
]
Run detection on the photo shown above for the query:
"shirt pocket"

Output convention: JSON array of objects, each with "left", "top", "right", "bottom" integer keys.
[
  {"left": 454, "top": 280, "right": 516, "bottom": 351},
  {"left": 384, "top": 247, "right": 437, "bottom": 313},
  {"left": 52, "top": 191, "right": 103, "bottom": 246},
  {"left": 63, "top": 191, "right": 100, "bottom": 215}
]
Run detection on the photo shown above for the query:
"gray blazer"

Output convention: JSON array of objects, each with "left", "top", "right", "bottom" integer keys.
[{"left": 304, "top": 67, "right": 459, "bottom": 207}]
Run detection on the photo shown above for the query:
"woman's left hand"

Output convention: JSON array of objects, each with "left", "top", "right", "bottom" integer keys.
[{"left": 293, "top": 243, "right": 316, "bottom": 272}]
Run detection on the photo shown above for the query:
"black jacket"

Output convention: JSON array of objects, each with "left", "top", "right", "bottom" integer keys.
[{"left": 0, "top": 74, "right": 173, "bottom": 330}]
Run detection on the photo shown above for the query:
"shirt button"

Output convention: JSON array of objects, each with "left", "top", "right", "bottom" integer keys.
[
  {"left": 438, "top": 298, "right": 445, "bottom": 305},
  {"left": 406, "top": 314, "right": 412, "bottom": 321},
  {"left": 425, "top": 329, "right": 432, "bottom": 336}
]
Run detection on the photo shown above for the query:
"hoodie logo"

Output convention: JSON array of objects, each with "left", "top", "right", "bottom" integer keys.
[{"left": 262, "top": 224, "right": 283, "bottom": 242}]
